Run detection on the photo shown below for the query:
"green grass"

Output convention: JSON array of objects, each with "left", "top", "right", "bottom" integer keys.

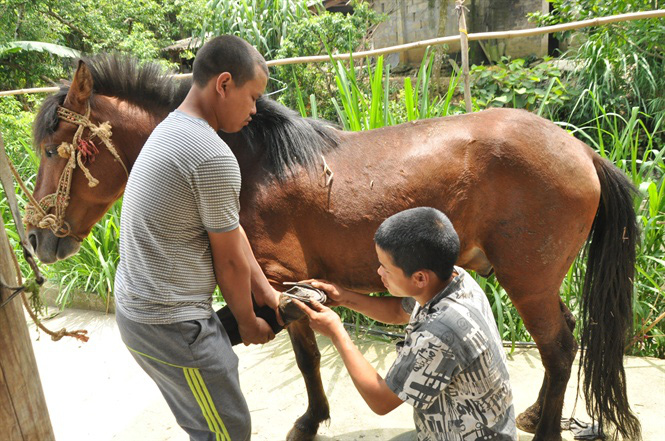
[{"left": 295, "top": 47, "right": 462, "bottom": 128}]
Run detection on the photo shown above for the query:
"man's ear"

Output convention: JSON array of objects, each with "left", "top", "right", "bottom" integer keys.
[
  {"left": 215, "top": 72, "right": 232, "bottom": 97},
  {"left": 412, "top": 271, "right": 429, "bottom": 289}
]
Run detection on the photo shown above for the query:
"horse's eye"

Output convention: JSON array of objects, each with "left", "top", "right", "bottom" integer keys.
[{"left": 44, "top": 147, "right": 57, "bottom": 158}]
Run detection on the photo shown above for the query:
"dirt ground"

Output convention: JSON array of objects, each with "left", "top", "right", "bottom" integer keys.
[{"left": 27, "top": 308, "right": 664, "bottom": 441}]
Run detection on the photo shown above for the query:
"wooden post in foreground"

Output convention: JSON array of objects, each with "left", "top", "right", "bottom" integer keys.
[{"left": 0, "top": 199, "right": 54, "bottom": 438}]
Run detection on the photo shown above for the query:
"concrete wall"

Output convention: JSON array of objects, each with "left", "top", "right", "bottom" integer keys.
[{"left": 371, "top": 0, "right": 549, "bottom": 66}]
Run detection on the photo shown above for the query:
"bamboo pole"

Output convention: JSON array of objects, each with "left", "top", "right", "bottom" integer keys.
[
  {"left": 0, "top": 134, "right": 55, "bottom": 441},
  {"left": 456, "top": 1, "right": 472, "bottom": 113},
  {"left": 1, "top": 9, "right": 664, "bottom": 97}
]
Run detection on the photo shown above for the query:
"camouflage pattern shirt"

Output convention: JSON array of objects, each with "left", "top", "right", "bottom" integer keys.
[{"left": 385, "top": 267, "right": 516, "bottom": 441}]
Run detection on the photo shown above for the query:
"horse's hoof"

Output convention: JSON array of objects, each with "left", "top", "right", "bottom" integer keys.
[
  {"left": 279, "top": 285, "right": 327, "bottom": 326},
  {"left": 516, "top": 407, "right": 539, "bottom": 434},
  {"left": 286, "top": 424, "right": 316, "bottom": 441}
]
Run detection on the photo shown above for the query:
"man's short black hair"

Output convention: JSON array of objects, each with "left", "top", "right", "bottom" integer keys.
[
  {"left": 192, "top": 35, "right": 268, "bottom": 87},
  {"left": 374, "top": 207, "right": 460, "bottom": 281}
]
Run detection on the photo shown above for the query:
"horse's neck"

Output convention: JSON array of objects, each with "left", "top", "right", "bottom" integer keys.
[{"left": 114, "top": 102, "right": 171, "bottom": 169}]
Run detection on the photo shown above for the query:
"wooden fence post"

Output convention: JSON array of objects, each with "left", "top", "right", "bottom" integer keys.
[
  {"left": 456, "top": 0, "right": 472, "bottom": 113},
  {"left": 0, "top": 133, "right": 55, "bottom": 440}
]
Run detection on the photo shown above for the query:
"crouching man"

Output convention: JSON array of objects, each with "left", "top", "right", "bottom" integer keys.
[{"left": 293, "top": 207, "right": 517, "bottom": 441}]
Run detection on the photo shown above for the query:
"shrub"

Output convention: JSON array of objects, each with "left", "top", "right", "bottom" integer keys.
[{"left": 469, "top": 56, "right": 569, "bottom": 117}]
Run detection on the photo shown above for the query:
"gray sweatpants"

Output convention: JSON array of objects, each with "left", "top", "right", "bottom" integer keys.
[{"left": 116, "top": 308, "right": 251, "bottom": 441}]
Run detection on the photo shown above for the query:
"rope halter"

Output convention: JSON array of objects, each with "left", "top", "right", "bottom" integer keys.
[{"left": 24, "top": 103, "right": 129, "bottom": 238}]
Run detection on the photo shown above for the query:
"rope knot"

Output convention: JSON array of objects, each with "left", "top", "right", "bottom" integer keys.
[
  {"left": 58, "top": 142, "right": 74, "bottom": 159},
  {"left": 91, "top": 121, "right": 113, "bottom": 139}
]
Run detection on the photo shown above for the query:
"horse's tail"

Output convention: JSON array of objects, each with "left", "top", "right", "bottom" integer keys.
[{"left": 581, "top": 156, "right": 641, "bottom": 440}]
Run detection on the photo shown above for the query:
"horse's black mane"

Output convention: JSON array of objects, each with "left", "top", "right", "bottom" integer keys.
[
  {"left": 34, "top": 54, "right": 339, "bottom": 180},
  {"left": 241, "top": 98, "right": 339, "bottom": 181}
]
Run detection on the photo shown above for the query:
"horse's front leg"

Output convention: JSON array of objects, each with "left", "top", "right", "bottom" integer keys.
[
  {"left": 217, "top": 298, "right": 330, "bottom": 440},
  {"left": 285, "top": 318, "right": 330, "bottom": 441},
  {"left": 216, "top": 302, "right": 283, "bottom": 346}
]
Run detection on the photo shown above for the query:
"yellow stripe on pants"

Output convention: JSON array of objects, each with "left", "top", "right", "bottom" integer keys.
[
  {"left": 184, "top": 367, "right": 231, "bottom": 441},
  {"left": 126, "top": 345, "right": 231, "bottom": 441}
]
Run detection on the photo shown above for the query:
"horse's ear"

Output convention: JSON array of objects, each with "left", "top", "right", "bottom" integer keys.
[{"left": 63, "top": 60, "right": 93, "bottom": 112}]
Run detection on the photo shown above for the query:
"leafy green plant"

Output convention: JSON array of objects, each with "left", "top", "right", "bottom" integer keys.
[
  {"left": 0, "top": 0, "right": 210, "bottom": 90},
  {"left": 309, "top": 47, "right": 461, "bottom": 131},
  {"left": 274, "top": 1, "right": 384, "bottom": 119},
  {"left": 48, "top": 202, "right": 122, "bottom": 308},
  {"left": 0, "top": 41, "right": 81, "bottom": 58},
  {"left": 469, "top": 56, "right": 569, "bottom": 116},
  {"left": 201, "top": 0, "right": 312, "bottom": 61}
]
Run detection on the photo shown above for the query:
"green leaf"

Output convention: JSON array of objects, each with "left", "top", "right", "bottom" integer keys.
[{"left": 0, "top": 41, "right": 81, "bottom": 58}]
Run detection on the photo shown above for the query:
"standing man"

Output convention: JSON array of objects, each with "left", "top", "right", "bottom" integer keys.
[{"left": 114, "top": 35, "right": 279, "bottom": 441}]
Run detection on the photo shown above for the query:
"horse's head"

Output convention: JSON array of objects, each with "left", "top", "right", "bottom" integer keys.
[
  {"left": 28, "top": 60, "right": 136, "bottom": 263},
  {"left": 27, "top": 54, "right": 339, "bottom": 264}
]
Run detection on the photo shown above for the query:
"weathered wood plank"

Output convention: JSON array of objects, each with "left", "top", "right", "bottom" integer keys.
[{"left": 0, "top": 215, "right": 54, "bottom": 440}]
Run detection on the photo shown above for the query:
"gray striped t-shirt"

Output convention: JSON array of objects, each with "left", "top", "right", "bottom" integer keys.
[{"left": 115, "top": 110, "right": 241, "bottom": 324}]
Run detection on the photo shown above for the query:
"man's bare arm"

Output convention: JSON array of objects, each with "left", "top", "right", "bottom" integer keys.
[{"left": 208, "top": 227, "right": 275, "bottom": 344}]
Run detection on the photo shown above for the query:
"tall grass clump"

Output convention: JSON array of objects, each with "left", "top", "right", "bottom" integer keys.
[
  {"left": 294, "top": 46, "right": 461, "bottom": 128},
  {"left": 48, "top": 202, "right": 122, "bottom": 308},
  {"left": 531, "top": 0, "right": 665, "bottom": 134}
]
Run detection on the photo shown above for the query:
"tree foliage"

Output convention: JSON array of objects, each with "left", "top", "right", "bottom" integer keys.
[
  {"left": 273, "top": 2, "right": 384, "bottom": 119},
  {"left": 0, "top": 0, "right": 209, "bottom": 90},
  {"left": 200, "top": 0, "right": 313, "bottom": 60},
  {"left": 531, "top": 0, "right": 665, "bottom": 127}
]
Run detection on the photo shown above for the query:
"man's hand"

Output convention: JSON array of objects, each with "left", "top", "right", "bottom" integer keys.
[
  {"left": 299, "top": 279, "right": 347, "bottom": 307},
  {"left": 293, "top": 299, "right": 404, "bottom": 416},
  {"left": 254, "top": 286, "right": 281, "bottom": 310},
  {"left": 292, "top": 299, "right": 345, "bottom": 339},
  {"left": 238, "top": 316, "right": 276, "bottom": 345},
  {"left": 256, "top": 286, "right": 283, "bottom": 326}
]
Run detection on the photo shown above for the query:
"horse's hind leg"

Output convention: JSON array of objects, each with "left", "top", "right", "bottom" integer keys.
[
  {"left": 509, "top": 292, "right": 577, "bottom": 441},
  {"left": 285, "top": 318, "right": 330, "bottom": 441},
  {"left": 515, "top": 299, "right": 578, "bottom": 436}
]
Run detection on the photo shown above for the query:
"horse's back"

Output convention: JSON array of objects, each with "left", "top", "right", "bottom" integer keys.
[{"left": 326, "top": 107, "right": 600, "bottom": 221}]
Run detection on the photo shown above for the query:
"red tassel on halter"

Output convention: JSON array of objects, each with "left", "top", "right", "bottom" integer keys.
[{"left": 77, "top": 138, "right": 99, "bottom": 163}]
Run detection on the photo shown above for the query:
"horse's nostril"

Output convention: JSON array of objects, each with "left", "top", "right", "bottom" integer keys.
[{"left": 28, "top": 231, "right": 38, "bottom": 250}]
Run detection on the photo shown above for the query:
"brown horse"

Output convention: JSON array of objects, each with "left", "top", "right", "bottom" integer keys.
[{"left": 28, "top": 56, "right": 641, "bottom": 441}]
